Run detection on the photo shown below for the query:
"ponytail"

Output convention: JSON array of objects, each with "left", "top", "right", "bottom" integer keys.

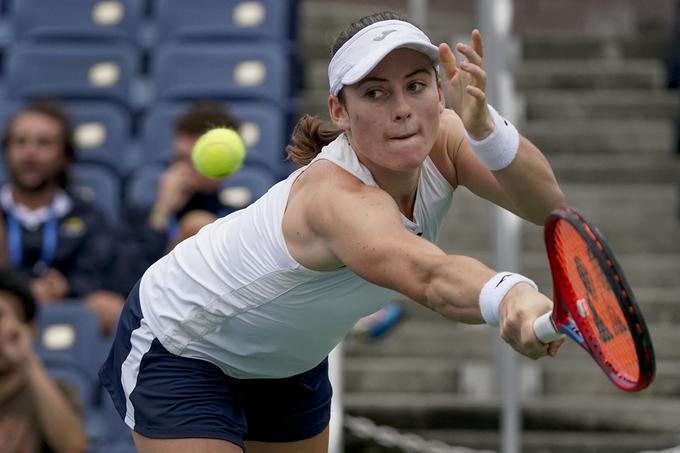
[{"left": 286, "top": 115, "right": 342, "bottom": 166}]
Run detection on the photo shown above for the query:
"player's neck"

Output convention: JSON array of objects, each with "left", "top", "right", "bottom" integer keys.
[{"left": 372, "top": 167, "right": 420, "bottom": 220}]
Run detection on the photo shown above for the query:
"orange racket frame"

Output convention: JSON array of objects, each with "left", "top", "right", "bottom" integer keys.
[{"left": 533, "top": 207, "right": 655, "bottom": 391}]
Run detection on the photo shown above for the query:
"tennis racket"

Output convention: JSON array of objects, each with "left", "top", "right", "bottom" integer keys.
[{"left": 532, "top": 207, "right": 655, "bottom": 392}]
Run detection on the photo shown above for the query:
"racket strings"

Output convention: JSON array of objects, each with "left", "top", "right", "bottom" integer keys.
[{"left": 554, "top": 222, "right": 640, "bottom": 383}]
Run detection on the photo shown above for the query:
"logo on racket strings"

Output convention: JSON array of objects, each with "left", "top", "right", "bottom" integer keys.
[{"left": 575, "top": 256, "right": 627, "bottom": 343}]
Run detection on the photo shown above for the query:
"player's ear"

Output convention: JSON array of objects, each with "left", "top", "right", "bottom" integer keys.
[
  {"left": 328, "top": 94, "right": 350, "bottom": 131},
  {"left": 437, "top": 78, "right": 445, "bottom": 113}
]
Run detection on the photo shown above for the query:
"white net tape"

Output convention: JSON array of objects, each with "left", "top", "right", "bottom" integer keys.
[
  {"left": 345, "top": 415, "right": 497, "bottom": 453},
  {"left": 345, "top": 414, "right": 680, "bottom": 453}
]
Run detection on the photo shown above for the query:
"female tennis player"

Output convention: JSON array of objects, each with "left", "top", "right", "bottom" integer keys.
[{"left": 100, "top": 11, "right": 567, "bottom": 453}]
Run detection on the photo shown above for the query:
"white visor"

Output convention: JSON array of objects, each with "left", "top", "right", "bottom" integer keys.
[{"left": 328, "top": 20, "right": 440, "bottom": 96}]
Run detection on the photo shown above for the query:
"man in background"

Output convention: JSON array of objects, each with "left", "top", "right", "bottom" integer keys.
[{"left": 0, "top": 100, "right": 120, "bottom": 335}]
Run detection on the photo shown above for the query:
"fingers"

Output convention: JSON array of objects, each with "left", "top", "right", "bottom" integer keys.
[
  {"left": 547, "top": 336, "right": 566, "bottom": 357},
  {"left": 460, "top": 60, "right": 487, "bottom": 91},
  {"left": 455, "top": 40, "right": 487, "bottom": 94},
  {"left": 438, "top": 43, "right": 457, "bottom": 80},
  {"left": 455, "top": 42, "right": 482, "bottom": 68},
  {"left": 471, "top": 28, "right": 484, "bottom": 59},
  {"left": 499, "top": 287, "right": 564, "bottom": 360}
]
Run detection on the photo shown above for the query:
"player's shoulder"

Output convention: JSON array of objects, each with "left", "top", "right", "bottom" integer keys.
[
  {"left": 438, "top": 108, "right": 465, "bottom": 141},
  {"left": 293, "top": 159, "right": 394, "bottom": 225},
  {"left": 298, "top": 158, "right": 386, "bottom": 199}
]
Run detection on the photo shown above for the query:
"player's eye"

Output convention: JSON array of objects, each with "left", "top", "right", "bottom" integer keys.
[
  {"left": 365, "top": 88, "right": 386, "bottom": 100},
  {"left": 408, "top": 81, "right": 426, "bottom": 93}
]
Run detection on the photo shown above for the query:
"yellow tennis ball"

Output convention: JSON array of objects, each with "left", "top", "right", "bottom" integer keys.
[{"left": 191, "top": 128, "right": 246, "bottom": 179}]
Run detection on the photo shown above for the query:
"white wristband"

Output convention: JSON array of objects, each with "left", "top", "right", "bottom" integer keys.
[
  {"left": 479, "top": 272, "right": 538, "bottom": 326},
  {"left": 464, "top": 104, "right": 520, "bottom": 171}
]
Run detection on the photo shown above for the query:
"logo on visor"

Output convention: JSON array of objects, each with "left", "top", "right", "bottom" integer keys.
[{"left": 373, "top": 29, "right": 397, "bottom": 41}]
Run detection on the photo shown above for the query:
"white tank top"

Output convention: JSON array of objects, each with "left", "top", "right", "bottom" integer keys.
[{"left": 139, "top": 134, "right": 454, "bottom": 378}]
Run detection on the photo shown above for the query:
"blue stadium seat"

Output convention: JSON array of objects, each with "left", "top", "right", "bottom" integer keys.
[
  {"left": 89, "top": 382, "right": 135, "bottom": 453},
  {"left": 34, "top": 303, "right": 108, "bottom": 407},
  {"left": 66, "top": 101, "right": 132, "bottom": 174},
  {"left": 34, "top": 302, "right": 117, "bottom": 449},
  {"left": 141, "top": 101, "right": 287, "bottom": 173},
  {"left": 10, "top": 0, "right": 143, "bottom": 43},
  {"left": 152, "top": 42, "right": 291, "bottom": 108},
  {"left": 153, "top": 0, "right": 295, "bottom": 43},
  {"left": 124, "top": 162, "right": 163, "bottom": 208},
  {"left": 0, "top": 97, "right": 21, "bottom": 133},
  {"left": 218, "top": 163, "right": 277, "bottom": 208},
  {"left": 125, "top": 162, "right": 276, "bottom": 209},
  {"left": 71, "top": 162, "right": 122, "bottom": 222},
  {"left": 6, "top": 43, "right": 139, "bottom": 108}
]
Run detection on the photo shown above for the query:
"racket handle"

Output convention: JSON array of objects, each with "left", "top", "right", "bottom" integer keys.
[{"left": 533, "top": 312, "right": 562, "bottom": 343}]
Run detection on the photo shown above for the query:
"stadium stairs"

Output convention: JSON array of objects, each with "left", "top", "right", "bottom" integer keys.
[{"left": 299, "top": 2, "right": 680, "bottom": 451}]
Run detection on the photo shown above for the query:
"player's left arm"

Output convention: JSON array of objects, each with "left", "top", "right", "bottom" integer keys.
[
  {"left": 438, "top": 30, "right": 566, "bottom": 225},
  {"left": 454, "top": 127, "right": 567, "bottom": 225}
]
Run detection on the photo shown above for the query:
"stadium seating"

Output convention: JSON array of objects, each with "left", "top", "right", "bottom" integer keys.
[
  {"left": 153, "top": 0, "right": 296, "bottom": 43},
  {"left": 141, "top": 101, "right": 287, "bottom": 173},
  {"left": 71, "top": 162, "right": 122, "bottom": 222},
  {"left": 125, "top": 161, "right": 276, "bottom": 209},
  {"left": 66, "top": 101, "right": 133, "bottom": 174},
  {"left": 34, "top": 302, "right": 108, "bottom": 406},
  {"left": 218, "top": 162, "right": 277, "bottom": 208},
  {"left": 6, "top": 42, "right": 139, "bottom": 109},
  {"left": 0, "top": 98, "right": 20, "bottom": 133},
  {"left": 152, "top": 42, "right": 291, "bottom": 108},
  {"left": 9, "top": 0, "right": 143, "bottom": 44},
  {"left": 33, "top": 302, "right": 134, "bottom": 452},
  {"left": 123, "top": 162, "right": 163, "bottom": 208}
]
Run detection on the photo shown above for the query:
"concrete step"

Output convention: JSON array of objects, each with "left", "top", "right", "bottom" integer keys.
[
  {"left": 344, "top": 393, "right": 680, "bottom": 432},
  {"left": 344, "top": 356, "right": 680, "bottom": 397},
  {"left": 456, "top": 251, "right": 680, "bottom": 291},
  {"left": 543, "top": 154, "right": 680, "bottom": 184},
  {"left": 524, "top": 90, "right": 680, "bottom": 120},
  {"left": 515, "top": 60, "right": 666, "bottom": 90},
  {"left": 520, "top": 33, "right": 671, "bottom": 61},
  {"left": 439, "top": 184, "right": 680, "bottom": 254},
  {"left": 524, "top": 120, "right": 673, "bottom": 155},
  {"left": 345, "top": 321, "right": 680, "bottom": 361},
  {"left": 346, "top": 428, "right": 680, "bottom": 453}
]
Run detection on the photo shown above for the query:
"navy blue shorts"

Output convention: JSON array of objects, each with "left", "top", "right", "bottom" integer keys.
[{"left": 99, "top": 281, "right": 332, "bottom": 450}]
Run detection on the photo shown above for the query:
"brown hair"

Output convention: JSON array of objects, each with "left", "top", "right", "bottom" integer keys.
[
  {"left": 174, "top": 101, "right": 241, "bottom": 136},
  {"left": 286, "top": 11, "right": 412, "bottom": 166},
  {"left": 1, "top": 99, "right": 75, "bottom": 188},
  {"left": 0, "top": 266, "right": 37, "bottom": 322}
]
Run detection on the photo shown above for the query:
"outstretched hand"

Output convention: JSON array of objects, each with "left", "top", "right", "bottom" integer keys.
[
  {"left": 438, "top": 29, "right": 494, "bottom": 140},
  {"left": 499, "top": 283, "right": 565, "bottom": 360}
]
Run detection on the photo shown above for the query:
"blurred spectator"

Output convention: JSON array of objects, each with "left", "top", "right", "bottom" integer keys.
[
  {"left": 0, "top": 266, "right": 86, "bottom": 453},
  {"left": 0, "top": 100, "right": 122, "bottom": 335},
  {"left": 110, "top": 102, "right": 244, "bottom": 295}
]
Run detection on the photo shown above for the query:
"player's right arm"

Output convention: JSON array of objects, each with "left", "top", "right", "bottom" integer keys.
[{"left": 285, "top": 162, "right": 553, "bottom": 358}]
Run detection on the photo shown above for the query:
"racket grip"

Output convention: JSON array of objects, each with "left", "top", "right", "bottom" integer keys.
[{"left": 533, "top": 312, "right": 562, "bottom": 343}]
